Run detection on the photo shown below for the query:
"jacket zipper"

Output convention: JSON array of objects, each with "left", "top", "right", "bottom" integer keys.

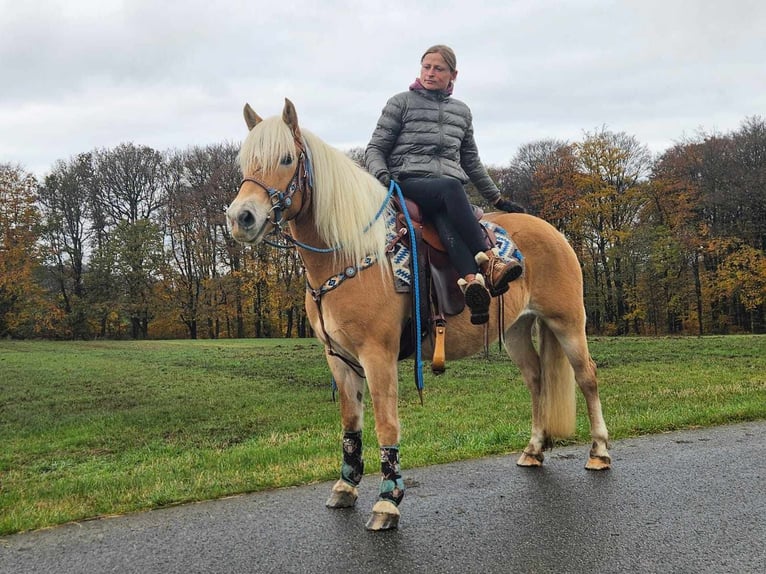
[{"left": 436, "top": 99, "right": 445, "bottom": 177}]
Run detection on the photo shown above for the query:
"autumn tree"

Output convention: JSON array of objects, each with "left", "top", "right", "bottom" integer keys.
[
  {"left": 9, "top": 114, "right": 763, "bottom": 338},
  {"left": 0, "top": 164, "right": 60, "bottom": 337},
  {"left": 729, "top": 116, "right": 766, "bottom": 251},
  {"left": 693, "top": 118, "right": 766, "bottom": 331},
  {"left": 196, "top": 143, "right": 247, "bottom": 338},
  {"left": 345, "top": 146, "right": 365, "bottom": 167},
  {"left": 574, "top": 129, "right": 653, "bottom": 334},
  {"left": 645, "top": 141, "right": 708, "bottom": 334}
]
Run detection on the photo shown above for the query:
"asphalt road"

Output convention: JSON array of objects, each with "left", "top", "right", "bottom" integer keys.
[{"left": 1, "top": 421, "right": 764, "bottom": 574}]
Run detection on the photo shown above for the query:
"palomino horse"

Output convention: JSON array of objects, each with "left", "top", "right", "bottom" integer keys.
[{"left": 226, "top": 99, "right": 611, "bottom": 531}]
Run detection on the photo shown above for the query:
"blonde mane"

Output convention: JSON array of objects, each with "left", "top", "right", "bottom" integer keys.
[{"left": 239, "top": 117, "right": 391, "bottom": 268}]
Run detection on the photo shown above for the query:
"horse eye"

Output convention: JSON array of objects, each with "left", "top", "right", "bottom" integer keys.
[{"left": 280, "top": 154, "right": 293, "bottom": 166}]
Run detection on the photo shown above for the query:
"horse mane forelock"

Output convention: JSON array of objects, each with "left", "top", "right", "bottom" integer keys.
[
  {"left": 238, "top": 116, "right": 296, "bottom": 175},
  {"left": 239, "top": 116, "right": 391, "bottom": 268}
]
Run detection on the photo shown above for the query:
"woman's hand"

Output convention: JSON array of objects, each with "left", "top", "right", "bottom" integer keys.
[{"left": 494, "top": 198, "right": 526, "bottom": 213}]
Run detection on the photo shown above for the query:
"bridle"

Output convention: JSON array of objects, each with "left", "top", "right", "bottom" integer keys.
[{"left": 238, "top": 136, "right": 313, "bottom": 237}]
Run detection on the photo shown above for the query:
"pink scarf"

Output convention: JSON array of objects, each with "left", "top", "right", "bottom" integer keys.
[{"left": 409, "top": 77, "right": 454, "bottom": 96}]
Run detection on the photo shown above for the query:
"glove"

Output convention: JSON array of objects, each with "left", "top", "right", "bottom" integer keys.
[
  {"left": 494, "top": 198, "right": 526, "bottom": 213},
  {"left": 377, "top": 172, "right": 391, "bottom": 188}
]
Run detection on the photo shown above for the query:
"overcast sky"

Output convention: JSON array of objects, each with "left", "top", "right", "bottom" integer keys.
[{"left": 2, "top": 0, "right": 764, "bottom": 178}]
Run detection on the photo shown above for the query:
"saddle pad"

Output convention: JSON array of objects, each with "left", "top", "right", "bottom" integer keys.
[{"left": 388, "top": 216, "right": 521, "bottom": 292}]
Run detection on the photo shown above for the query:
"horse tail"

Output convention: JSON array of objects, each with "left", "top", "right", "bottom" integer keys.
[{"left": 538, "top": 319, "right": 576, "bottom": 438}]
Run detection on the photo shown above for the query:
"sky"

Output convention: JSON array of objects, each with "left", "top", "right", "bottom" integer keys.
[{"left": 2, "top": 0, "right": 765, "bottom": 178}]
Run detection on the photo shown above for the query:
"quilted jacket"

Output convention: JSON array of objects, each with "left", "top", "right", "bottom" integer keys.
[{"left": 364, "top": 88, "right": 501, "bottom": 203}]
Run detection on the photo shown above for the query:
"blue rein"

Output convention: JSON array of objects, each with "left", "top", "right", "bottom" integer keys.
[
  {"left": 281, "top": 178, "right": 397, "bottom": 253},
  {"left": 391, "top": 181, "right": 425, "bottom": 398}
]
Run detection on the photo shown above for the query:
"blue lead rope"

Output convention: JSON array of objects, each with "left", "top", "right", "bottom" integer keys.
[
  {"left": 391, "top": 181, "right": 425, "bottom": 398},
  {"left": 324, "top": 180, "right": 423, "bottom": 400}
]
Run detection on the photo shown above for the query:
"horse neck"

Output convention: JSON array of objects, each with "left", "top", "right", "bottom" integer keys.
[{"left": 287, "top": 216, "right": 343, "bottom": 286}]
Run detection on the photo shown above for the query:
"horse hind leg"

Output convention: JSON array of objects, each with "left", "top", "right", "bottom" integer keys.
[
  {"left": 503, "top": 315, "right": 551, "bottom": 467},
  {"left": 547, "top": 320, "right": 611, "bottom": 470},
  {"left": 575, "top": 352, "right": 611, "bottom": 470}
]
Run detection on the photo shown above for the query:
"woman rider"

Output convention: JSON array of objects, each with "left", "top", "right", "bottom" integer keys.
[{"left": 365, "top": 44, "right": 525, "bottom": 325}]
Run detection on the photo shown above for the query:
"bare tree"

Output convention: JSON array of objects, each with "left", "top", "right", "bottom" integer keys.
[
  {"left": 164, "top": 143, "right": 241, "bottom": 338},
  {"left": 38, "top": 153, "right": 94, "bottom": 338},
  {"left": 91, "top": 143, "right": 168, "bottom": 338},
  {"left": 504, "top": 139, "right": 571, "bottom": 213}
]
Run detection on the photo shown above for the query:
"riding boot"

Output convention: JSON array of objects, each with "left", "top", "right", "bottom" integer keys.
[
  {"left": 475, "top": 249, "right": 523, "bottom": 297},
  {"left": 458, "top": 274, "right": 491, "bottom": 325}
]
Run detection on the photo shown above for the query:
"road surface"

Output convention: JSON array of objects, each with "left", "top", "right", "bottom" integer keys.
[{"left": 1, "top": 421, "right": 764, "bottom": 573}]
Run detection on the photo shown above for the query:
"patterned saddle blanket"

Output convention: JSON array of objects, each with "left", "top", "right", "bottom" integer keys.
[{"left": 388, "top": 214, "right": 522, "bottom": 307}]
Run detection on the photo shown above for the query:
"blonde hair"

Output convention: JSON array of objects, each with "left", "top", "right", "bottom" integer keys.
[{"left": 421, "top": 44, "right": 457, "bottom": 72}]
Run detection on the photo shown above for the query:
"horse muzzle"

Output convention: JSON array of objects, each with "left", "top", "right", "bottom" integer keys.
[{"left": 226, "top": 201, "right": 271, "bottom": 244}]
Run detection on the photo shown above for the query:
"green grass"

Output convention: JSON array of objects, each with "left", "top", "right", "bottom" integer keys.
[{"left": 1, "top": 335, "right": 764, "bottom": 535}]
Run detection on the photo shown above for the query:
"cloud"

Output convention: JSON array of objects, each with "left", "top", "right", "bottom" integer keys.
[{"left": 2, "top": 0, "right": 765, "bottom": 176}]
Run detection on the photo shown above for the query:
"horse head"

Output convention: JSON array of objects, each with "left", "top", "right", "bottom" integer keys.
[{"left": 226, "top": 98, "right": 310, "bottom": 244}]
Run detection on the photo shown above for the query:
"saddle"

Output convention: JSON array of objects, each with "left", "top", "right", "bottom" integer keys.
[{"left": 394, "top": 198, "right": 497, "bottom": 373}]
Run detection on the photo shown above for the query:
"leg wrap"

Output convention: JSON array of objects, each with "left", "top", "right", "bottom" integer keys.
[
  {"left": 378, "top": 445, "right": 405, "bottom": 507},
  {"left": 341, "top": 431, "right": 364, "bottom": 487}
]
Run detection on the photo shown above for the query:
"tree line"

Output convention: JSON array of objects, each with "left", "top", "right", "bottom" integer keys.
[{"left": 1, "top": 116, "right": 764, "bottom": 339}]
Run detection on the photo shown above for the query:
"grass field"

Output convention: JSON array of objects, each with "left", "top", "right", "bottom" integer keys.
[{"left": 1, "top": 335, "right": 764, "bottom": 535}]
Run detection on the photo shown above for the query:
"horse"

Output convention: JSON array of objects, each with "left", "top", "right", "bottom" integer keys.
[{"left": 226, "top": 98, "right": 611, "bottom": 531}]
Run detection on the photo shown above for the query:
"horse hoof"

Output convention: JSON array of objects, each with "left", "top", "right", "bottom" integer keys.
[
  {"left": 365, "top": 500, "right": 400, "bottom": 530},
  {"left": 585, "top": 455, "right": 612, "bottom": 471},
  {"left": 516, "top": 450, "right": 544, "bottom": 467},
  {"left": 325, "top": 481, "right": 358, "bottom": 508}
]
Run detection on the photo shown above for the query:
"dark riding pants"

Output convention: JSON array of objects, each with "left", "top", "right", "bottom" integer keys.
[{"left": 399, "top": 177, "right": 487, "bottom": 277}]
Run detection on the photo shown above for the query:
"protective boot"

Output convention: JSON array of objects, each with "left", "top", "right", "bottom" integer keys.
[
  {"left": 458, "top": 274, "right": 491, "bottom": 325},
  {"left": 475, "top": 249, "right": 523, "bottom": 297}
]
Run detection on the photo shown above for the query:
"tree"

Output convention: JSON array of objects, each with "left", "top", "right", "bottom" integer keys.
[
  {"left": 715, "top": 241, "right": 766, "bottom": 330},
  {"left": 503, "top": 139, "right": 571, "bottom": 215},
  {"left": 345, "top": 146, "right": 365, "bottom": 167},
  {"left": 655, "top": 118, "right": 766, "bottom": 333},
  {"left": 525, "top": 143, "right": 580, "bottom": 236},
  {"left": 164, "top": 143, "right": 241, "bottom": 338},
  {"left": 38, "top": 153, "right": 94, "bottom": 338},
  {"left": 574, "top": 129, "right": 652, "bottom": 334},
  {"left": 0, "top": 164, "right": 60, "bottom": 337},
  {"left": 729, "top": 116, "right": 766, "bottom": 251},
  {"left": 91, "top": 143, "right": 167, "bottom": 338},
  {"left": 8, "top": 114, "right": 764, "bottom": 338}
]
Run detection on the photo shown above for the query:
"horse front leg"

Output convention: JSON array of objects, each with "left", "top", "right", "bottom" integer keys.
[
  {"left": 325, "top": 355, "right": 367, "bottom": 509},
  {"left": 361, "top": 353, "right": 403, "bottom": 531}
]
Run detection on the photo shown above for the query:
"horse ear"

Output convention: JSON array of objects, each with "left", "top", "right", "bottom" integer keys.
[
  {"left": 282, "top": 98, "right": 301, "bottom": 138},
  {"left": 243, "top": 103, "right": 262, "bottom": 131}
]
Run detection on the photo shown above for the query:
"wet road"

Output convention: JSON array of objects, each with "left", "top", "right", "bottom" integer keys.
[{"left": 1, "top": 421, "right": 764, "bottom": 573}]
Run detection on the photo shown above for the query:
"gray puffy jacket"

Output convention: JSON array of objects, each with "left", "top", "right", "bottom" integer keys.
[{"left": 364, "top": 88, "right": 501, "bottom": 204}]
